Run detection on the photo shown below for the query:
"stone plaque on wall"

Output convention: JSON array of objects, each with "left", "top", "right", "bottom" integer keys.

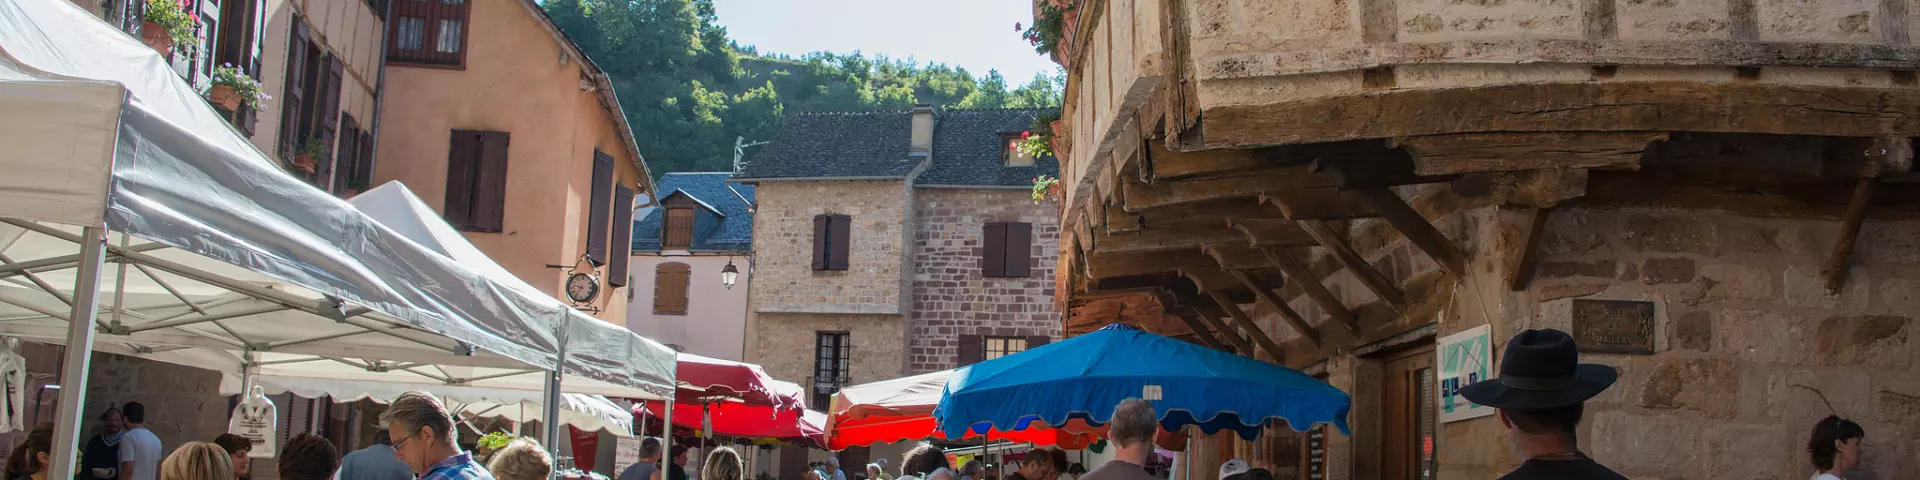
[{"left": 1571, "top": 299, "right": 1656, "bottom": 354}]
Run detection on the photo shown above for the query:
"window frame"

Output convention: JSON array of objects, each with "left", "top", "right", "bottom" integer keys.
[
  {"left": 812, "top": 214, "right": 851, "bottom": 271},
  {"left": 981, "top": 221, "right": 1033, "bottom": 278},
  {"left": 1001, "top": 133, "right": 1035, "bottom": 167},
  {"left": 983, "top": 336, "right": 1026, "bottom": 361},
  {"left": 386, "top": 0, "right": 471, "bottom": 68},
  {"left": 442, "top": 130, "right": 510, "bottom": 232},
  {"left": 663, "top": 207, "right": 696, "bottom": 249},
  {"left": 812, "top": 331, "right": 851, "bottom": 408}
]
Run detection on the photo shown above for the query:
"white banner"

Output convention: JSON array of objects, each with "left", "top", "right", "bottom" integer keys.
[{"left": 613, "top": 435, "right": 641, "bottom": 475}]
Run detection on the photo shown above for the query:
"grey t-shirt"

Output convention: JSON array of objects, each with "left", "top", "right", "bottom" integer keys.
[{"left": 1078, "top": 461, "right": 1155, "bottom": 480}]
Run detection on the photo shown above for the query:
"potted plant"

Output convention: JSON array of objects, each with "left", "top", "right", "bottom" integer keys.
[
  {"left": 1017, "top": 1, "right": 1073, "bottom": 60},
  {"left": 292, "top": 137, "right": 326, "bottom": 173},
  {"left": 474, "top": 431, "right": 516, "bottom": 464},
  {"left": 141, "top": 0, "right": 198, "bottom": 58},
  {"left": 1032, "top": 174, "right": 1061, "bottom": 204},
  {"left": 207, "top": 63, "right": 269, "bottom": 112}
]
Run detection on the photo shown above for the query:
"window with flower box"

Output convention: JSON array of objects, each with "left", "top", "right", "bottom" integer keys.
[{"left": 1002, "top": 133, "right": 1035, "bottom": 166}]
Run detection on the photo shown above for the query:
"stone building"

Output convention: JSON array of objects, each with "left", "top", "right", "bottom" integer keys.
[
  {"left": 1042, "top": 0, "right": 1919, "bottom": 478},
  {"left": 626, "top": 172, "right": 755, "bottom": 360},
  {"left": 733, "top": 106, "right": 1063, "bottom": 474}
]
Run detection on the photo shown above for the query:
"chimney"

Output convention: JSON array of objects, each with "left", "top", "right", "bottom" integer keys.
[{"left": 910, "top": 104, "right": 935, "bottom": 155}]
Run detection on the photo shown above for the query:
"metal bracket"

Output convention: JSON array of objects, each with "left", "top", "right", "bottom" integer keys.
[{"left": 97, "top": 323, "right": 131, "bottom": 336}]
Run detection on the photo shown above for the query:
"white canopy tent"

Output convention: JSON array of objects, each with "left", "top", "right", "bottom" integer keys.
[
  {"left": 0, "top": 0, "right": 673, "bottom": 474},
  {"left": 250, "top": 376, "right": 636, "bottom": 436}
]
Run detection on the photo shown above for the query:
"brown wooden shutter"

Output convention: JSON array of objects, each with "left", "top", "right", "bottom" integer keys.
[
  {"left": 442, "top": 130, "right": 479, "bottom": 227},
  {"left": 318, "top": 54, "right": 343, "bottom": 185},
  {"left": 354, "top": 130, "right": 374, "bottom": 190},
  {"left": 608, "top": 186, "right": 636, "bottom": 287},
  {"left": 664, "top": 208, "right": 694, "bottom": 248},
  {"left": 1025, "top": 335, "right": 1050, "bottom": 350},
  {"left": 957, "top": 334, "right": 984, "bottom": 366},
  {"left": 811, "top": 214, "right": 828, "bottom": 270},
  {"left": 586, "top": 151, "right": 615, "bottom": 266},
  {"left": 333, "top": 115, "right": 359, "bottom": 192},
  {"left": 1006, "top": 222, "right": 1033, "bottom": 277},
  {"left": 828, "top": 214, "right": 851, "bottom": 271},
  {"left": 277, "top": 20, "right": 309, "bottom": 158},
  {"left": 470, "top": 131, "right": 510, "bottom": 232},
  {"left": 653, "top": 263, "right": 689, "bottom": 314},
  {"left": 981, "top": 222, "right": 1007, "bottom": 277}
]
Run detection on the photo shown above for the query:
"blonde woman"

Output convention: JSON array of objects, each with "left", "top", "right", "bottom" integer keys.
[
  {"left": 485, "top": 439, "right": 552, "bottom": 480},
  {"left": 699, "top": 447, "right": 742, "bottom": 480},
  {"left": 159, "top": 442, "right": 234, "bottom": 480}
]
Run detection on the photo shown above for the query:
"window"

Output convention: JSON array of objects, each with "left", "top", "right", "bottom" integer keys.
[
  {"left": 277, "top": 17, "right": 344, "bottom": 189},
  {"left": 609, "top": 186, "right": 636, "bottom": 286},
  {"left": 652, "top": 263, "right": 690, "bottom": 315},
  {"left": 388, "top": 0, "right": 469, "bottom": 67},
  {"left": 663, "top": 208, "right": 695, "bottom": 248},
  {"left": 332, "top": 114, "right": 375, "bottom": 196},
  {"left": 1382, "top": 347, "right": 1437, "bottom": 480},
  {"left": 813, "top": 332, "right": 851, "bottom": 408},
  {"left": 811, "top": 214, "right": 851, "bottom": 271},
  {"left": 213, "top": 0, "right": 263, "bottom": 134},
  {"left": 981, "top": 222, "right": 1033, "bottom": 277},
  {"left": 957, "top": 335, "right": 1049, "bottom": 365},
  {"left": 443, "top": 130, "right": 510, "bottom": 232},
  {"left": 586, "top": 150, "right": 615, "bottom": 266},
  {"left": 1002, "top": 133, "right": 1035, "bottom": 167}
]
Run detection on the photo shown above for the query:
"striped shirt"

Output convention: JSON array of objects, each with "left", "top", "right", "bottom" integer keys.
[{"left": 422, "top": 452, "right": 494, "bottom": 480}]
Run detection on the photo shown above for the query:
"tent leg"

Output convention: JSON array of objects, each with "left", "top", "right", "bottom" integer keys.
[
  {"left": 48, "top": 226, "right": 108, "bottom": 480},
  {"left": 662, "top": 400, "right": 674, "bottom": 469},
  {"left": 544, "top": 316, "right": 569, "bottom": 479}
]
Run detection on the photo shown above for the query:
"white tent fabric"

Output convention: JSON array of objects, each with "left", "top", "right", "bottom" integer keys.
[
  {"left": 247, "top": 377, "right": 634, "bottom": 436},
  {"left": 0, "top": 0, "right": 675, "bottom": 398}
]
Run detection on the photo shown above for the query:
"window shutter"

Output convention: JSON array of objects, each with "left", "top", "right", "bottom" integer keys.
[
  {"left": 811, "top": 215, "right": 828, "bottom": 271},
  {"left": 608, "top": 186, "right": 636, "bottom": 287},
  {"left": 586, "top": 151, "right": 615, "bottom": 266},
  {"left": 653, "top": 263, "right": 689, "bottom": 315},
  {"left": 318, "top": 54, "right": 344, "bottom": 186},
  {"left": 333, "top": 115, "right": 359, "bottom": 193},
  {"left": 354, "top": 130, "right": 374, "bottom": 190},
  {"left": 442, "top": 130, "right": 479, "bottom": 228},
  {"left": 277, "top": 20, "right": 308, "bottom": 159},
  {"left": 470, "top": 131, "right": 510, "bottom": 232},
  {"left": 1025, "top": 335, "right": 1050, "bottom": 350},
  {"left": 957, "top": 335, "right": 984, "bottom": 366},
  {"left": 1006, "top": 222, "right": 1033, "bottom": 277},
  {"left": 981, "top": 222, "right": 1006, "bottom": 277},
  {"left": 664, "top": 208, "right": 694, "bottom": 248},
  {"left": 828, "top": 214, "right": 851, "bottom": 271}
]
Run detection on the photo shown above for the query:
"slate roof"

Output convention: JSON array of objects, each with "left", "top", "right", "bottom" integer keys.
[
  {"left": 632, "top": 173, "right": 755, "bottom": 253},
  {"left": 731, "top": 108, "right": 1060, "bottom": 187}
]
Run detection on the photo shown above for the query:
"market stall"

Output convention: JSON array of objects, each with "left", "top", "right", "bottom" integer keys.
[{"left": 826, "top": 369, "right": 1098, "bottom": 450}]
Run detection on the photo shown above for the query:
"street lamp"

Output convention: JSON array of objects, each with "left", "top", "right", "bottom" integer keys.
[{"left": 720, "top": 260, "right": 739, "bottom": 289}]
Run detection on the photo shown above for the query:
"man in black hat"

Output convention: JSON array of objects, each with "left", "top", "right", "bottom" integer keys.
[{"left": 1458, "top": 328, "right": 1626, "bottom": 479}]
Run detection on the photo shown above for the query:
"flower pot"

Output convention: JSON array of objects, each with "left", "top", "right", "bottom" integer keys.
[
  {"left": 1047, "top": 182, "right": 1062, "bottom": 201},
  {"left": 208, "top": 84, "right": 241, "bottom": 111},
  {"left": 292, "top": 153, "right": 317, "bottom": 173},
  {"left": 140, "top": 20, "right": 173, "bottom": 58}
]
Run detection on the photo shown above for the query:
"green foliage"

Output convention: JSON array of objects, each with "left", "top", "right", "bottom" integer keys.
[
  {"left": 1017, "top": 2, "right": 1071, "bottom": 57},
  {"left": 211, "top": 63, "right": 269, "bottom": 109},
  {"left": 477, "top": 431, "right": 516, "bottom": 451},
  {"left": 1031, "top": 174, "right": 1059, "bottom": 204},
  {"left": 144, "top": 0, "right": 199, "bottom": 51},
  {"left": 544, "top": 0, "right": 1066, "bottom": 176}
]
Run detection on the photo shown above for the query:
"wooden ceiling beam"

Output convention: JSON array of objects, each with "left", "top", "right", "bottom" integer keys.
[
  {"left": 1392, "top": 132, "right": 1666, "bottom": 176},
  {"left": 1259, "top": 247, "right": 1360, "bottom": 335},
  {"left": 1510, "top": 207, "right": 1552, "bottom": 292},
  {"left": 1228, "top": 269, "right": 1322, "bottom": 348},
  {"left": 1226, "top": 217, "right": 1327, "bottom": 248},
  {"left": 1097, "top": 225, "right": 1249, "bottom": 254},
  {"left": 1298, "top": 219, "right": 1411, "bottom": 311},
  {"left": 1085, "top": 249, "right": 1213, "bottom": 279},
  {"left": 1107, "top": 198, "right": 1277, "bottom": 235},
  {"left": 1179, "top": 267, "right": 1248, "bottom": 294},
  {"left": 1143, "top": 288, "right": 1234, "bottom": 352},
  {"left": 1265, "top": 188, "right": 1379, "bottom": 220},
  {"left": 1121, "top": 165, "right": 1340, "bottom": 211},
  {"left": 1353, "top": 187, "right": 1470, "bottom": 277},
  {"left": 1825, "top": 137, "right": 1915, "bottom": 179},
  {"left": 1208, "top": 291, "right": 1288, "bottom": 360},
  {"left": 1185, "top": 302, "right": 1257, "bottom": 355},
  {"left": 1823, "top": 179, "right": 1876, "bottom": 293},
  {"left": 1200, "top": 243, "right": 1275, "bottom": 270}
]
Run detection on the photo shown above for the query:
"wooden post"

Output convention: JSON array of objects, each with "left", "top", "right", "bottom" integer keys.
[
  {"left": 1353, "top": 187, "right": 1469, "bottom": 277},
  {"left": 1208, "top": 291, "right": 1287, "bottom": 361},
  {"left": 1510, "top": 207, "right": 1551, "bottom": 291},
  {"left": 1823, "top": 179, "right": 1876, "bottom": 293}
]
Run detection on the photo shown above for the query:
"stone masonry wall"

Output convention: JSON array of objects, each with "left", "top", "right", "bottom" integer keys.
[
  {"left": 750, "top": 181, "right": 913, "bottom": 315},
  {"left": 80, "top": 353, "right": 231, "bottom": 457},
  {"left": 908, "top": 189, "right": 1062, "bottom": 373},
  {"left": 752, "top": 313, "right": 907, "bottom": 407}
]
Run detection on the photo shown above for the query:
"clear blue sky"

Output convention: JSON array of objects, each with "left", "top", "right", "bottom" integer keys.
[{"left": 712, "top": 0, "right": 1061, "bottom": 84}]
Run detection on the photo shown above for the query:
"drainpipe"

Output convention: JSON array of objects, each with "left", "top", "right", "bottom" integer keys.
[{"left": 365, "top": 0, "right": 394, "bottom": 180}]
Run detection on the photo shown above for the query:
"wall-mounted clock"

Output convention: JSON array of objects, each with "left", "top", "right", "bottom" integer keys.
[{"left": 565, "top": 272, "right": 600, "bottom": 303}]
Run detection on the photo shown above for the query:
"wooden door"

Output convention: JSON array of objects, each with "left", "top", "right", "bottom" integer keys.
[{"left": 1381, "top": 346, "right": 1436, "bottom": 480}]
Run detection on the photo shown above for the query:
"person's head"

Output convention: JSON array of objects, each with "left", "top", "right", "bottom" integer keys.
[
  {"left": 671, "top": 445, "right": 691, "bottom": 466},
  {"left": 1066, "top": 464, "right": 1085, "bottom": 476},
  {"left": 639, "top": 437, "right": 663, "bottom": 462},
  {"left": 1808, "top": 415, "right": 1866, "bottom": 472},
  {"left": 825, "top": 457, "right": 841, "bottom": 473},
  {"left": 702, "top": 447, "right": 743, "bottom": 480},
  {"left": 1217, "top": 459, "right": 1249, "bottom": 480},
  {"left": 100, "top": 408, "right": 125, "bottom": 434},
  {"left": 1046, "top": 451, "right": 1067, "bottom": 479},
  {"left": 926, "top": 468, "right": 954, "bottom": 480},
  {"left": 381, "top": 392, "right": 459, "bottom": 474},
  {"left": 899, "top": 442, "right": 949, "bottom": 478},
  {"left": 486, "top": 438, "right": 553, "bottom": 480},
  {"left": 5, "top": 423, "right": 53, "bottom": 479},
  {"left": 1238, "top": 469, "right": 1273, "bottom": 480},
  {"left": 1018, "top": 451, "right": 1051, "bottom": 477},
  {"left": 960, "top": 460, "right": 983, "bottom": 479},
  {"left": 212, "top": 434, "right": 254, "bottom": 477},
  {"left": 1496, "top": 403, "right": 1583, "bottom": 451},
  {"left": 122, "top": 402, "right": 147, "bottom": 426},
  {"left": 160, "top": 442, "right": 234, "bottom": 480},
  {"left": 1108, "top": 398, "right": 1157, "bottom": 464},
  {"left": 278, "top": 434, "right": 339, "bottom": 480},
  {"left": 1460, "top": 328, "right": 1616, "bottom": 456}
]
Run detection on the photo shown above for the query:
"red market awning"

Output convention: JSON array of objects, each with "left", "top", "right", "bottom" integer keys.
[
  {"left": 826, "top": 370, "right": 1100, "bottom": 450},
  {"left": 637, "top": 400, "right": 827, "bottom": 448},
  {"left": 676, "top": 353, "right": 805, "bottom": 410}
]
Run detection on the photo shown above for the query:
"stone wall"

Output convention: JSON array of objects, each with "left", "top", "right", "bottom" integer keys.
[
  {"left": 750, "top": 313, "right": 907, "bottom": 407},
  {"left": 907, "top": 189, "right": 1062, "bottom": 373},
  {"left": 750, "top": 181, "right": 913, "bottom": 315},
  {"left": 80, "top": 353, "right": 231, "bottom": 457}
]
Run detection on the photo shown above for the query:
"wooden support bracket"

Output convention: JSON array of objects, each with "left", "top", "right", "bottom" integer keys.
[
  {"left": 1227, "top": 217, "right": 1326, "bottom": 248},
  {"left": 1298, "top": 219, "right": 1411, "bottom": 311},
  {"left": 1823, "top": 179, "right": 1877, "bottom": 293},
  {"left": 1353, "top": 187, "right": 1469, "bottom": 277},
  {"left": 1208, "top": 291, "right": 1288, "bottom": 360},
  {"left": 1510, "top": 207, "right": 1553, "bottom": 291},
  {"left": 1227, "top": 270, "right": 1322, "bottom": 348},
  {"left": 1190, "top": 304, "right": 1257, "bottom": 355},
  {"left": 1258, "top": 247, "right": 1360, "bottom": 335},
  {"left": 1150, "top": 289, "right": 1236, "bottom": 353}
]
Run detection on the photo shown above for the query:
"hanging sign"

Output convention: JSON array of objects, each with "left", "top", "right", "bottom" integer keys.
[
  {"left": 613, "top": 435, "right": 640, "bottom": 475},
  {"left": 1436, "top": 324, "right": 1495, "bottom": 423}
]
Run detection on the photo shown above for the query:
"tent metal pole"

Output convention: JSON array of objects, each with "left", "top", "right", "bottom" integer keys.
[
  {"left": 48, "top": 226, "right": 109, "bottom": 480},
  {"left": 108, "top": 233, "right": 132, "bottom": 329},
  {"left": 662, "top": 396, "right": 675, "bottom": 472},
  {"left": 544, "top": 314, "right": 569, "bottom": 479},
  {"left": 124, "top": 304, "right": 290, "bottom": 333}
]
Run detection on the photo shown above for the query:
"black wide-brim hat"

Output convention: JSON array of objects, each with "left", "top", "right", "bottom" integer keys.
[{"left": 1458, "top": 328, "right": 1618, "bottom": 411}]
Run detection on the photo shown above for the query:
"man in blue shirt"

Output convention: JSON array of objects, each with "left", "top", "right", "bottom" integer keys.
[
  {"left": 382, "top": 392, "right": 496, "bottom": 480},
  {"left": 340, "top": 428, "right": 417, "bottom": 480},
  {"left": 617, "top": 437, "right": 663, "bottom": 480}
]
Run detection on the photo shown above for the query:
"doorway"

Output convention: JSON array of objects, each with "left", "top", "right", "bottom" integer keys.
[{"left": 1380, "top": 346, "right": 1435, "bottom": 480}]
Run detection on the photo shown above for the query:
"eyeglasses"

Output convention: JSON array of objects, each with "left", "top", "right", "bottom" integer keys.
[{"left": 393, "top": 432, "right": 420, "bottom": 451}]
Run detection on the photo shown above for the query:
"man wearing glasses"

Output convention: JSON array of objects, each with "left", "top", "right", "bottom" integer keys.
[{"left": 381, "top": 392, "right": 497, "bottom": 480}]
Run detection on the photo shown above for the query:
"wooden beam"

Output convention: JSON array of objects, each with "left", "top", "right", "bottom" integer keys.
[
  {"left": 1085, "top": 249, "right": 1213, "bottom": 278},
  {"left": 1298, "top": 219, "right": 1410, "bottom": 311},
  {"left": 1825, "top": 137, "right": 1916, "bottom": 178},
  {"left": 1510, "top": 207, "right": 1552, "bottom": 291},
  {"left": 1209, "top": 291, "right": 1288, "bottom": 360},
  {"left": 1506, "top": 168, "right": 1591, "bottom": 208},
  {"left": 1121, "top": 165, "right": 1339, "bottom": 211},
  {"left": 1189, "top": 305, "right": 1257, "bottom": 355},
  {"left": 1172, "top": 313, "right": 1231, "bottom": 351},
  {"left": 1393, "top": 132, "right": 1666, "bottom": 175},
  {"left": 1226, "top": 217, "right": 1326, "bottom": 248},
  {"left": 1321, "top": 147, "right": 1459, "bottom": 188},
  {"left": 1107, "top": 198, "right": 1277, "bottom": 235},
  {"left": 1180, "top": 267, "right": 1246, "bottom": 294},
  {"left": 1097, "top": 225, "right": 1249, "bottom": 253},
  {"left": 1353, "top": 187, "right": 1470, "bottom": 277},
  {"left": 1228, "top": 270, "right": 1322, "bottom": 347},
  {"left": 1200, "top": 243, "right": 1274, "bottom": 270},
  {"left": 1265, "top": 188, "right": 1379, "bottom": 220},
  {"left": 1823, "top": 179, "right": 1876, "bottom": 293},
  {"left": 1144, "top": 143, "right": 1276, "bottom": 180},
  {"left": 1258, "top": 248, "right": 1360, "bottom": 335}
]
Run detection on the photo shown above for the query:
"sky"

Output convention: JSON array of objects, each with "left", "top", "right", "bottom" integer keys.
[{"left": 711, "top": 0, "right": 1062, "bottom": 84}]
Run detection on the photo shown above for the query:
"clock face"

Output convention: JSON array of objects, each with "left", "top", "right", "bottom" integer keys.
[{"left": 566, "top": 273, "right": 599, "bottom": 303}]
